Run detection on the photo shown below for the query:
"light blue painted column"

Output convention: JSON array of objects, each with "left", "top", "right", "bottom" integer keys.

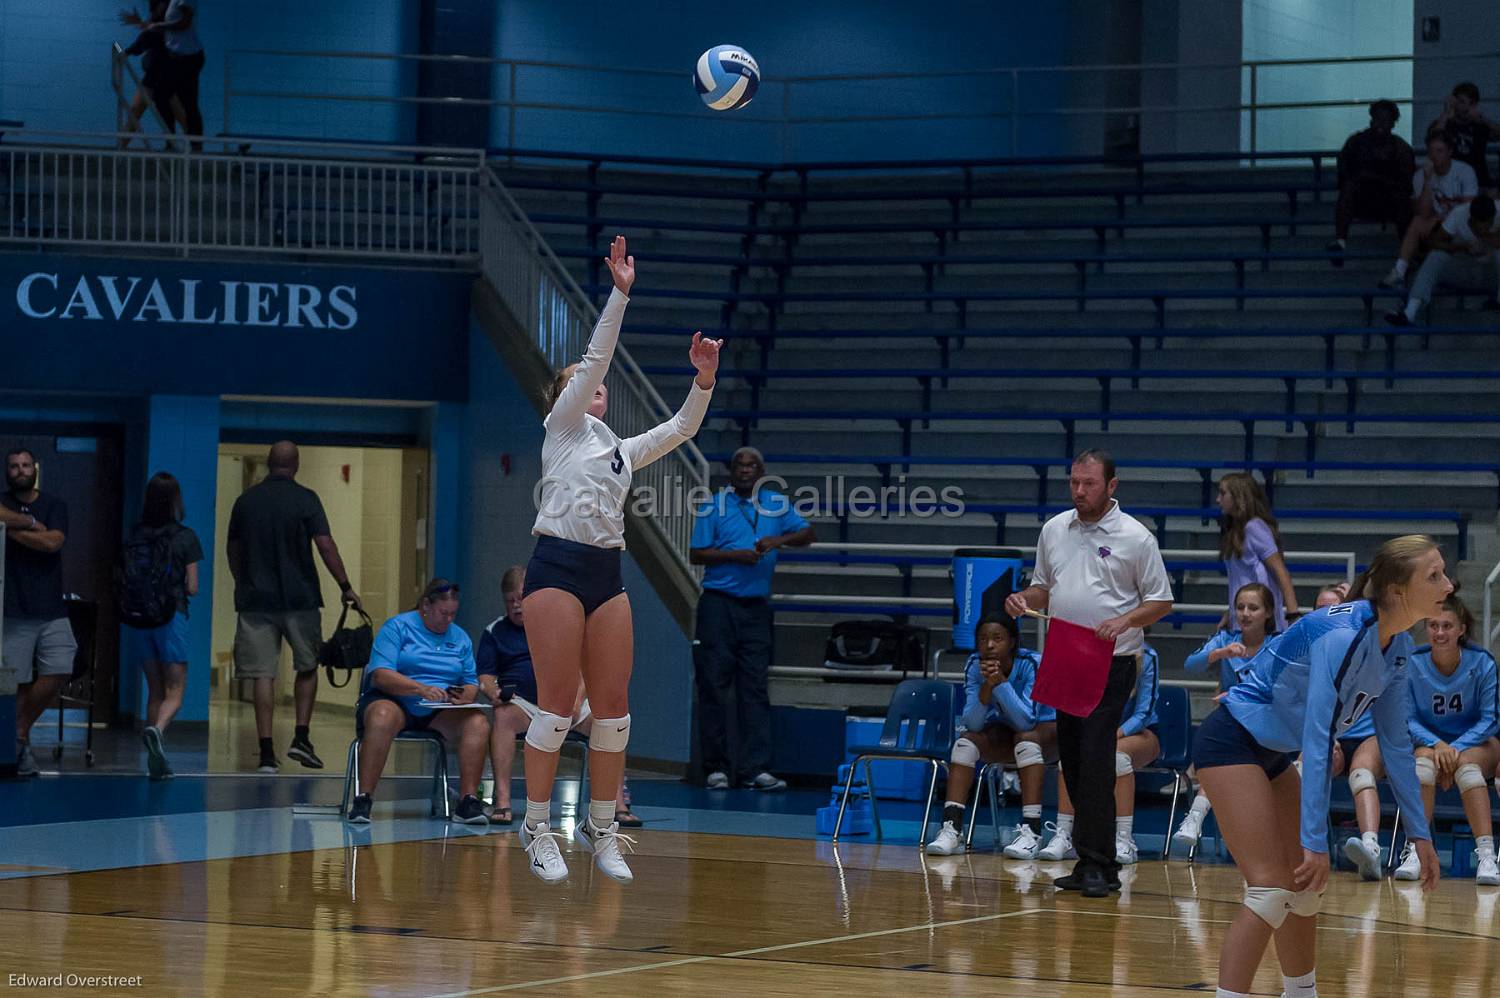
[
  {"left": 125, "top": 396, "right": 221, "bottom": 724},
  {"left": 428, "top": 402, "right": 464, "bottom": 580}
]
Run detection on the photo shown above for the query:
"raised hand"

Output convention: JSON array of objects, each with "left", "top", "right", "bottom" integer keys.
[
  {"left": 689, "top": 331, "right": 723, "bottom": 384},
  {"left": 603, "top": 235, "right": 635, "bottom": 294}
]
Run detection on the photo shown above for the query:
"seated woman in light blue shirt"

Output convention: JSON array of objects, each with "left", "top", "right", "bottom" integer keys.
[
  {"left": 347, "top": 578, "right": 489, "bottom": 827},
  {"left": 1039, "top": 643, "right": 1161, "bottom": 866}
]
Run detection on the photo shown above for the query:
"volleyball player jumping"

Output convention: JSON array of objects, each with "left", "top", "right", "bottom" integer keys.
[{"left": 519, "top": 236, "right": 721, "bottom": 884}]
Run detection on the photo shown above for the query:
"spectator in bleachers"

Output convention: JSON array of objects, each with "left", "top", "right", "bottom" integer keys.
[
  {"left": 1328, "top": 100, "right": 1415, "bottom": 264},
  {"left": 1171, "top": 583, "right": 1278, "bottom": 851},
  {"left": 1038, "top": 643, "right": 1160, "bottom": 866},
  {"left": 1385, "top": 194, "right": 1499, "bottom": 326},
  {"left": 1380, "top": 127, "right": 1478, "bottom": 290},
  {"left": 346, "top": 578, "right": 489, "bottom": 826},
  {"left": 689, "top": 446, "right": 815, "bottom": 792},
  {"left": 1387, "top": 593, "right": 1499, "bottom": 886},
  {"left": 1314, "top": 582, "right": 1349, "bottom": 609},
  {"left": 1217, "top": 472, "right": 1298, "bottom": 631},
  {"left": 124, "top": 472, "right": 203, "bottom": 781},
  {"left": 122, "top": 1, "right": 203, "bottom": 146},
  {"left": 925, "top": 611, "right": 1056, "bottom": 857},
  {"left": 117, "top": 1, "right": 185, "bottom": 146},
  {"left": 1431, "top": 82, "right": 1500, "bottom": 192},
  {"left": 226, "top": 441, "right": 361, "bottom": 774},
  {"left": 0, "top": 447, "right": 73, "bottom": 778}
]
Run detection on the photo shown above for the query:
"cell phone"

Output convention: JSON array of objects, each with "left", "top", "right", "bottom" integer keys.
[
  {"left": 447, "top": 685, "right": 465, "bottom": 699},
  {"left": 499, "top": 684, "right": 516, "bottom": 703}
]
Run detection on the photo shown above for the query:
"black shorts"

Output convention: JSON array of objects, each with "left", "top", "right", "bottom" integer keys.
[
  {"left": 355, "top": 690, "right": 434, "bottom": 736},
  {"left": 1192, "top": 705, "right": 1295, "bottom": 781},
  {"left": 524, "top": 534, "right": 625, "bottom": 616},
  {"left": 1336, "top": 736, "right": 1371, "bottom": 768}
]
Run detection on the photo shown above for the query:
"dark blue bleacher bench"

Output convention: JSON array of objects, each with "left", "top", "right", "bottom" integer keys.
[{"left": 705, "top": 407, "right": 1500, "bottom": 475}]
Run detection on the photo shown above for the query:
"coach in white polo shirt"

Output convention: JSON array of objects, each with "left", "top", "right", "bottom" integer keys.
[{"left": 1007, "top": 449, "right": 1173, "bottom": 898}]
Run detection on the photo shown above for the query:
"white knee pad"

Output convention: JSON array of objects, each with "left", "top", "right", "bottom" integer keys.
[
  {"left": 1349, "top": 767, "right": 1378, "bottom": 796},
  {"left": 1243, "top": 885, "right": 1297, "bottom": 929},
  {"left": 1414, "top": 757, "right": 1437, "bottom": 787},
  {"left": 1014, "top": 740, "right": 1045, "bottom": 769},
  {"left": 1115, "top": 751, "right": 1134, "bottom": 778},
  {"left": 951, "top": 737, "right": 980, "bottom": 769},
  {"left": 524, "top": 711, "right": 572, "bottom": 753},
  {"left": 1456, "top": 762, "right": 1487, "bottom": 793},
  {"left": 1290, "top": 888, "right": 1323, "bottom": 918},
  {"left": 589, "top": 714, "right": 631, "bottom": 753}
]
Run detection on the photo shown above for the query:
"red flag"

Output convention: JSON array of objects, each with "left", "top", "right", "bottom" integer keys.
[{"left": 1034, "top": 616, "right": 1117, "bottom": 717}]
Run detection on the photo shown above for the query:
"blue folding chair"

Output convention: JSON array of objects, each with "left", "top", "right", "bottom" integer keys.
[
  {"left": 832, "top": 679, "right": 955, "bottom": 846},
  {"left": 1144, "top": 685, "right": 1193, "bottom": 860}
]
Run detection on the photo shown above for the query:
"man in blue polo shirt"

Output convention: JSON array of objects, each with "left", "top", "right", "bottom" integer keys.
[{"left": 690, "top": 447, "right": 816, "bottom": 791}]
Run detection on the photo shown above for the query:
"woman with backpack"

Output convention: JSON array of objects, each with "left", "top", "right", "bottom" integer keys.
[{"left": 121, "top": 471, "right": 202, "bottom": 780}]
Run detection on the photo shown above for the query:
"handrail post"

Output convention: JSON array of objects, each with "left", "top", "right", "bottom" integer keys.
[
  {"left": 223, "top": 50, "right": 233, "bottom": 135},
  {"left": 1248, "top": 63, "right": 1258, "bottom": 158},
  {"left": 507, "top": 62, "right": 517, "bottom": 158},
  {"left": 1010, "top": 68, "right": 1020, "bottom": 155}
]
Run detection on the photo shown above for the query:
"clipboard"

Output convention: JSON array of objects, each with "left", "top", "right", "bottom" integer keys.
[{"left": 1033, "top": 616, "right": 1117, "bottom": 718}]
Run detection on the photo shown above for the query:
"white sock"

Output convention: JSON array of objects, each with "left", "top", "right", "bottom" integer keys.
[
  {"left": 1478, "top": 835, "right": 1496, "bottom": 858},
  {"left": 1404, "top": 297, "right": 1422, "bottom": 321},
  {"left": 1055, "top": 813, "right": 1075, "bottom": 836},
  {"left": 1215, "top": 988, "right": 1251, "bottom": 998},
  {"left": 588, "top": 798, "right": 616, "bottom": 833},
  {"left": 1282, "top": 969, "right": 1318, "bottom": 997},
  {"left": 1362, "top": 831, "right": 1380, "bottom": 851},
  {"left": 1022, "top": 804, "right": 1042, "bottom": 820},
  {"left": 1189, "top": 793, "right": 1211, "bottom": 818},
  {"left": 1394, "top": 258, "right": 1409, "bottom": 277},
  {"left": 525, "top": 799, "right": 550, "bottom": 831},
  {"left": 1117, "top": 815, "right": 1134, "bottom": 837}
]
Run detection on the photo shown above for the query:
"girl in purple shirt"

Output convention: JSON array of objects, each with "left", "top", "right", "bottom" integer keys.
[{"left": 1218, "top": 473, "right": 1300, "bottom": 631}]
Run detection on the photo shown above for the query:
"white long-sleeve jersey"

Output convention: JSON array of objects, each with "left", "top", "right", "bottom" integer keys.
[{"left": 531, "top": 288, "right": 712, "bottom": 549}]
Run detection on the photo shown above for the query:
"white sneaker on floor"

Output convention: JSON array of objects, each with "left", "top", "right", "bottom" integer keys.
[
  {"left": 1037, "top": 823, "right": 1077, "bottom": 861},
  {"left": 1378, "top": 266, "right": 1406, "bottom": 289},
  {"left": 1393, "top": 843, "right": 1421, "bottom": 881},
  {"left": 574, "top": 819, "right": 636, "bottom": 883},
  {"left": 705, "top": 771, "right": 730, "bottom": 790},
  {"left": 519, "top": 821, "right": 570, "bottom": 884},
  {"left": 925, "top": 820, "right": 964, "bottom": 856},
  {"left": 1477, "top": 850, "right": 1500, "bottom": 887},
  {"left": 1343, "top": 836, "right": 1383, "bottom": 881},
  {"left": 1002, "top": 823, "right": 1041, "bottom": 860},
  {"left": 1115, "top": 832, "right": 1139, "bottom": 866},
  {"left": 1172, "top": 811, "right": 1204, "bottom": 850}
]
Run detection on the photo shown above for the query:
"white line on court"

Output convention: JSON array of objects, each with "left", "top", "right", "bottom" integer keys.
[
  {"left": 424, "top": 907, "right": 1042, "bottom": 997},
  {"left": 1059, "top": 905, "right": 1477, "bottom": 939}
]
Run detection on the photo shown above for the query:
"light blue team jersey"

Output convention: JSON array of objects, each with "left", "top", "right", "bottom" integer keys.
[
  {"left": 1185, "top": 629, "right": 1265, "bottom": 694},
  {"left": 962, "top": 648, "right": 1055, "bottom": 733},
  {"left": 1225, "top": 601, "right": 1430, "bottom": 851},
  {"left": 367, "top": 611, "right": 479, "bottom": 718},
  {"left": 1405, "top": 644, "right": 1500, "bottom": 751},
  {"left": 1118, "top": 645, "right": 1160, "bottom": 735}
]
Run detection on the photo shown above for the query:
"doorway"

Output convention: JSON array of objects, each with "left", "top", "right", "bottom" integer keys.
[{"left": 207, "top": 443, "right": 429, "bottom": 772}]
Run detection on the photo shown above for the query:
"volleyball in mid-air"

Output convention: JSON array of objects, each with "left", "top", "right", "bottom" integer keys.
[{"left": 694, "top": 45, "right": 760, "bottom": 111}]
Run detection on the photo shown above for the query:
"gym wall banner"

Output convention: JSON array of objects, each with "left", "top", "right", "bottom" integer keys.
[{"left": 3, "top": 254, "right": 473, "bottom": 402}]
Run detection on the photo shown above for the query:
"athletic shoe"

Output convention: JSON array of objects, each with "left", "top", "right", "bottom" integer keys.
[
  {"left": 1393, "top": 843, "right": 1421, "bottom": 881},
  {"left": 925, "top": 821, "right": 964, "bottom": 856},
  {"left": 1476, "top": 850, "right": 1500, "bottom": 887},
  {"left": 143, "top": 726, "right": 169, "bottom": 781},
  {"left": 15, "top": 741, "right": 38, "bottom": 778},
  {"left": 519, "top": 821, "right": 570, "bottom": 883},
  {"left": 1384, "top": 309, "right": 1413, "bottom": 327},
  {"left": 256, "top": 752, "right": 279, "bottom": 775},
  {"left": 1079, "top": 867, "right": 1113, "bottom": 898},
  {"left": 1115, "top": 832, "right": 1139, "bottom": 866},
  {"left": 452, "top": 794, "right": 489, "bottom": 826},
  {"left": 346, "top": 793, "right": 372, "bottom": 824},
  {"left": 1002, "top": 823, "right": 1041, "bottom": 860},
  {"left": 1343, "top": 836, "right": 1383, "bottom": 881},
  {"left": 573, "top": 818, "right": 635, "bottom": 883},
  {"left": 705, "top": 771, "right": 730, "bottom": 790},
  {"left": 1378, "top": 267, "right": 1406, "bottom": 289},
  {"left": 1172, "top": 811, "right": 1204, "bottom": 850},
  {"left": 1038, "top": 823, "right": 1077, "bottom": 861},
  {"left": 287, "top": 738, "right": 324, "bottom": 769},
  {"left": 744, "top": 772, "right": 788, "bottom": 792},
  {"left": 1054, "top": 869, "right": 1121, "bottom": 892}
]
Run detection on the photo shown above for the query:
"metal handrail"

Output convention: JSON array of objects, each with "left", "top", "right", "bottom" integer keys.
[{"left": 1485, "top": 558, "right": 1500, "bottom": 653}]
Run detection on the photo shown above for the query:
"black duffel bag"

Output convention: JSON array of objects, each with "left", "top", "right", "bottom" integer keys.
[
  {"left": 823, "top": 619, "right": 929, "bottom": 673},
  {"left": 318, "top": 605, "right": 374, "bottom": 688}
]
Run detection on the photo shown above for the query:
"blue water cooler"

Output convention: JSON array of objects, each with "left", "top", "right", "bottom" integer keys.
[{"left": 951, "top": 548, "right": 1024, "bottom": 650}]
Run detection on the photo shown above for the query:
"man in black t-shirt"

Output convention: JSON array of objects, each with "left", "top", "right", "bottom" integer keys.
[
  {"left": 0, "top": 447, "right": 77, "bottom": 777},
  {"left": 226, "top": 441, "right": 361, "bottom": 774},
  {"left": 1328, "top": 99, "right": 1415, "bottom": 260},
  {"left": 1432, "top": 82, "right": 1500, "bottom": 191}
]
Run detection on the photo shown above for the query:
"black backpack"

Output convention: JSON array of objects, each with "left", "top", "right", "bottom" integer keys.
[
  {"left": 823, "top": 620, "right": 929, "bottom": 673},
  {"left": 319, "top": 605, "right": 374, "bottom": 688},
  {"left": 116, "top": 526, "right": 179, "bottom": 630}
]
